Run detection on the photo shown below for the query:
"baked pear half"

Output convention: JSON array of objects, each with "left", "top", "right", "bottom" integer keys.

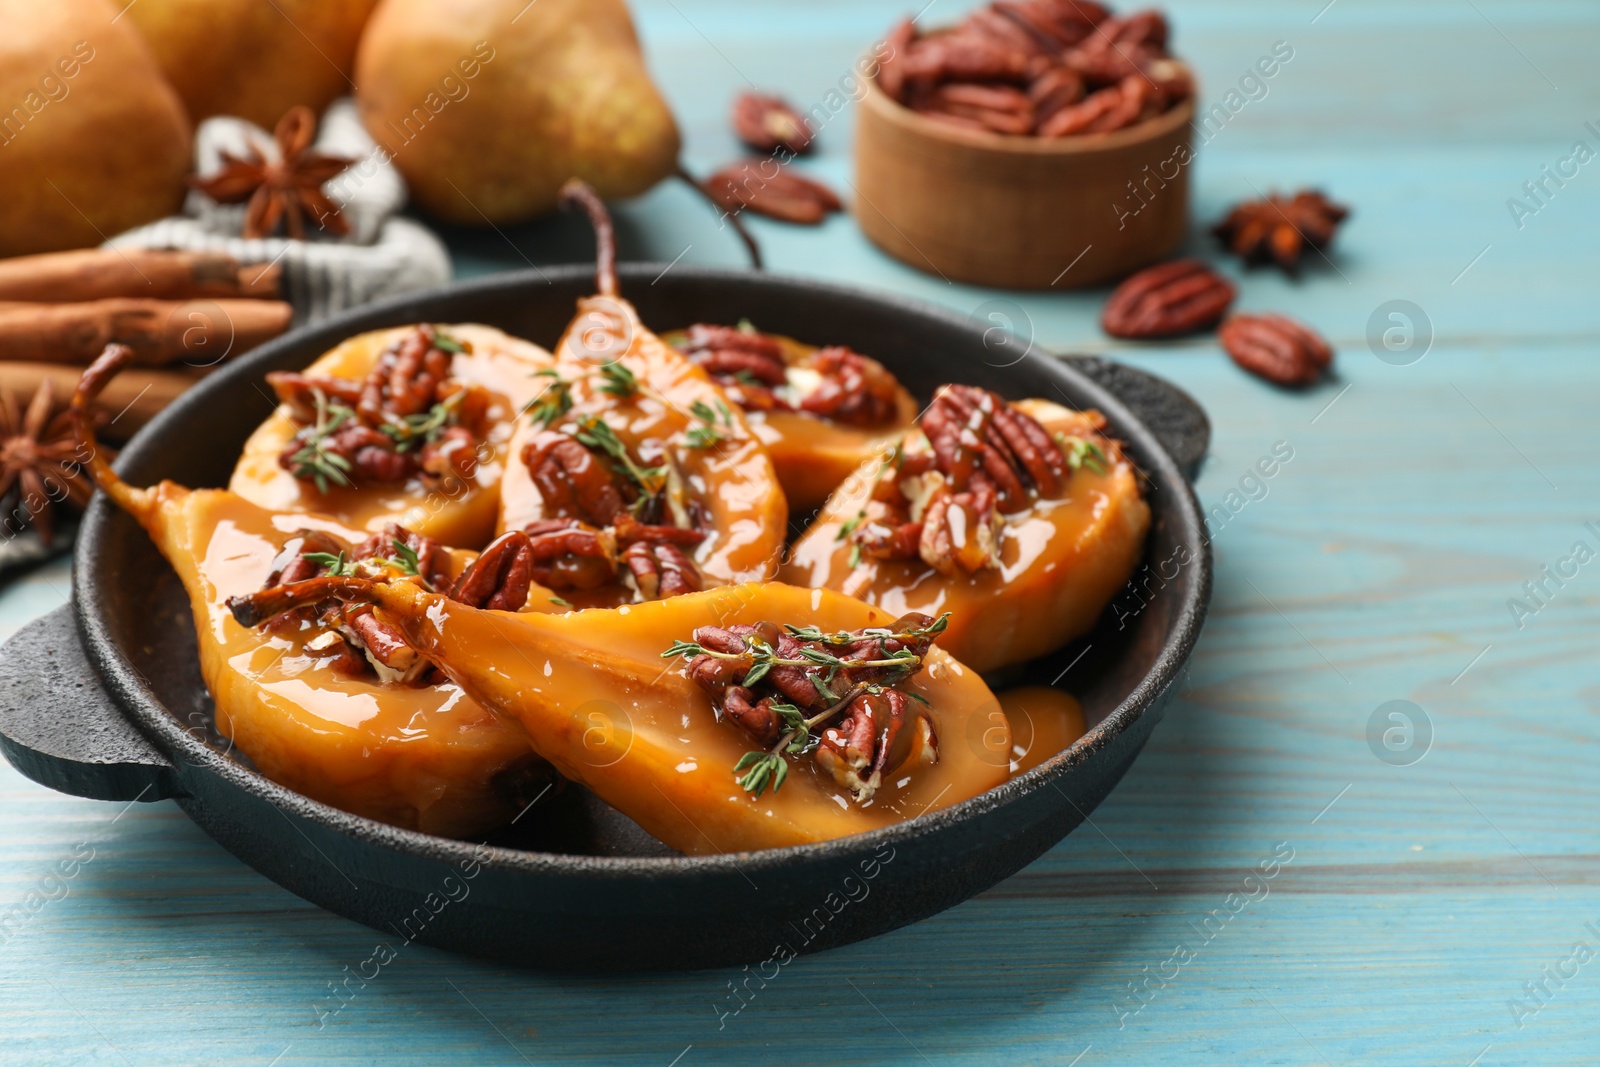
[
  {"left": 74, "top": 346, "right": 550, "bottom": 838},
  {"left": 784, "top": 385, "right": 1151, "bottom": 673},
  {"left": 231, "top": 322, "right": 554, "bottom": 548},
  {"left": 495, "top": 182, "right": 787, "bottom": 608}
]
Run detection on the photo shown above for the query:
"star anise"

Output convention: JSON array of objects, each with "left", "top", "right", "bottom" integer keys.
[
  {"left": 0, "top": 381, "right": 97, "bottom": 546},
  {"left": 1212, "top": 189, "right": 1350, "bottom": 274},
  {"left": 189, "top": 105, "right": 356, "bottom": 240}
]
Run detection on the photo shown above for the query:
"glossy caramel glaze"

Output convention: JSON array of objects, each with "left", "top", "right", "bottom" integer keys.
[
  {"left": 354, "top": 580, "right": 1009, "bottom": 855},
  {"left": 782, "top": 399, "right": 1151, "bottom": 673},
  {"left": 664, "top": 329, "right": 919, "bottom": 513},
  {"left": 231, "top": 324, "right": 554, "bottom": 548},
  {"left": 999, "top": 686, "right": 1088, "bottom": 777},
  {"left": 126, "top": 482, "right": 544, "bottom": 837},
  {"left": 498, "top": 296, "right": 787, "bottom": 607}
]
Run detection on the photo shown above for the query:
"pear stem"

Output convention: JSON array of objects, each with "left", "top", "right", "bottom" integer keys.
[
  {"left": 559, "top": 179, "right": 619, "bottom": 298},
  {"left": 70, "top": 343, "right": 151, "bottom": 521},
  {"left": 226, "top": 574, "right": 386, "bottom": 628},
  {"left": 674, "top": 164, "right": 763, "bottom": 271}
]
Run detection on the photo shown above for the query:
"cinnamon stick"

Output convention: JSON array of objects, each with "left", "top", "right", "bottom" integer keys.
[
  {"left": 0, "top": 362, "right": 204, "bottom": 441},
  {"left": 0, "top": 249, "right": 282, "bottom": 303},
  {"left": 0, "top": 298, "right": 292, "bottom": 367}
]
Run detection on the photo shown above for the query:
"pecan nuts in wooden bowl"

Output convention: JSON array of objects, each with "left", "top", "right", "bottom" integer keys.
[{"left": 855, "top": 2, "right": 1196, "bottom": 288}]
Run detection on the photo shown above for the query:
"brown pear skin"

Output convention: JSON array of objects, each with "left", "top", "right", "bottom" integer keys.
[
  {"left": 355, "top": 0, "right": 682, "bottom": 223},
  {"left": 0, "top": 0, "right": 191, "bottom": 257},
  {"left": 125, "top": 0, "right": 379, "bottom": 127}
]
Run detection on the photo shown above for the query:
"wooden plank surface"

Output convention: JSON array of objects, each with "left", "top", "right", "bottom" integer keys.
[{"left": 2, "top": 1, "right": 1597, "bottom": 1063}]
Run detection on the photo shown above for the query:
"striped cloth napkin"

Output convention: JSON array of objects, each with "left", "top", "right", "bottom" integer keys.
[{"left": 105, "top": 98, "right": 451, "bottom": 325}]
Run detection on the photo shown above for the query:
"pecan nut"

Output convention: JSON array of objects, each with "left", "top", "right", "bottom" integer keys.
[
  {"left": 1101, "top": 259, "right": 1237, "bottom": 339},
  {"left": 352, "top": 522, "right": 454, "bottom": 590},
  {"left": 816, "top": 688, "right": 937, "bottom": 802},
  {"left": 918, "top": 480, "right": 1003, "bottom": 575},
  {"left": 918, "top": 82, "right": 1035, "bottom": 136},
  {"left": 522, "top": 430, "right": 627, "bottom": 527},
  {"left": 846, "top": 385, "right": 1069, "bottom": 574},
  {"left": 795, "top": 346, "right": 902, "bottom": 427},
  {"left": 731, "top": 91, "right": 814, "bottom": 155},
  {"left": 523, "top": 519, "right": 621, "bottom": 592},
  {"left": 707, "top": 161, "right": 843, "bottom": 225},
  {"left": 621, "top": 540, "right": 701, "bottom": 600},
  {"left": 450, "top": 530, "right": 539, "bottom": 610},
  {"left": 1220, "top": 313, "right": 1333, "bottom": 387},
  {"left": 359, "top": 324, "right": 455, "bottom": 422},
  {"left": 922, "top": 384, "right": 1064, "bottom": 510},
  {"left": 674, "top": 324, "right": 789, "bottom": 389}
]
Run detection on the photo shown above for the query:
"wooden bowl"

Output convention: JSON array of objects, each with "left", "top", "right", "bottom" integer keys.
[{"left": 854, "top": 79, "right": 1194, "bottom": 289}]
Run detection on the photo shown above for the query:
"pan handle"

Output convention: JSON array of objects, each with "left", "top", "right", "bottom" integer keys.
[
  {"left": 1061, "top": 354, "right": 1210, "bottom": 481},
  {"left": 0, "top": 605, "right": 179, "bottom": 802}
]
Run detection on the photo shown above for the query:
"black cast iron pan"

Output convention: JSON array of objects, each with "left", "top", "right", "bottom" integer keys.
[{"left": 0, "top": 265, "right": 1210, "bottom": 970}]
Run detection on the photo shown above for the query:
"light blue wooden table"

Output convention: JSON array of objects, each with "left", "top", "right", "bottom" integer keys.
[{"left": 3, "top": 2, "right": 1597, "bottom": 1063}]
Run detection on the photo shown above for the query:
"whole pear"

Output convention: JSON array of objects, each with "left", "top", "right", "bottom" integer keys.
[
  {"left": 125, "top": 0, "right": 380, "bottom": 127},
  {"left": 0, "top": 0, "right": 191, "bottom": 257},
  {"left": 355, "top": 0, "right": 681, "bottom": 223}
]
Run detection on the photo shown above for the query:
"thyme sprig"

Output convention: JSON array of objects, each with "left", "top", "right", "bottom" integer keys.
[
  {"left": 684, "top": 399, "right": 734, "bottom": 450},
  {"left": 431, "top": 332, "right": 468, "bottom": 355},
  {"left": 305, "top": 538, "right": 422, "bottom": 581},
  {"left": 573, "top": 416, "right": 668, "bottom": 498},
  {"left": 1059, "top": 435, "right": 1110, "bottom": 475},
  {"left": 523, "top": 369, "right": 572, "bottom": 428},
  {"left": 596, "top": 361, "right": 640, "bottom": 399},
  {"left": 661, "top": 638, "right": 923, "bottom": 685},
  {"left": 388, "top": 538, "right": 421, "bottom": 576},
  {"left": 380, "top": 392, "right": 463, "bottom": 452},
  {"left": 782, "top": 613, "right": 950, "bottom": 646},
  {"left": 303, "top": 550, "right": 353, "bottom": 577},
  {"left": 286, "top": 388, "right": 354, "bottom": 493},
  {"left": 731, "top": 682, "right": 875, "bottom": 798}
]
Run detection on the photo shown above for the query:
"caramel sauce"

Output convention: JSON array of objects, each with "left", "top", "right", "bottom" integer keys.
[
  {"left": 498, "top": 296, "right": 788, "bottom": 606},
  {"left": 231, "top": 324, "right": 553, "bottom": 549},
  {"left": 782, "top": 400, "right": 1152, "bottom": 673},
  {"left": 999, "top": 686, "right": 1088, "bottom": 777}
]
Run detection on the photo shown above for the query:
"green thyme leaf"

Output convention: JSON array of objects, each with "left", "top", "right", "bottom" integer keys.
[
  {"left": 662, "top": 639, "right": 708, "bottom": 660},
  {"left": 596, "top": 361, "right": 640, "bottom": 399},
  {"left": 523, "top": 369, "right": 572, "bottom": 429},
  {"left": 303, "top": 551, "right": 353, "bottom": 577},
  {"left": 380, "top": 393, "right": 463, "bottom": 452},
  {"left": 836, "top": 509, "right": 866, "bottom": 541},
  {"left": 734, "top": 751, "right": 787, "bottom": 798},
  {"left": 389, "top": 539, "right": 421, "bottom": 576},
  {"left": 431, "top": 332, "right": 467, "bottom": 354},
  {"left": 574, "top": 416, "right": 667, "bottom": 495},
  {"left": 549, "top": 596, "right": 573, "bottom": 608},
  {"left": 286, "top": 389, "right": 356, "bottom": 494},
  {"left": 1061, "top": 436, "right": 1110, "bottom": 476},
  {"left": 684, "top": 400, "right": 731, "bottom": 450}
]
